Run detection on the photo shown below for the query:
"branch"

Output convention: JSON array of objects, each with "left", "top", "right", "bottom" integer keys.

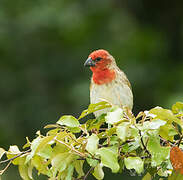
[
  {"left": 0, "top": 149, "right": 31, "bottom": 164},
  {"left": 139, "top": 130, "right": 151, "bottom": 156},
  {"left": 177, "top": 135, "right": 183, "bottom": 147},
  {"left": 55, "top": 138, "right": 86, "bottom": 157},
  {"left": 0, "top": 149, "right": 31, "bottom": 176},
  {"left": 75, "top": 166, "right": 94, "bottom": 180},
  {"left": 83, "top": 167, "right": 94, "bottom": 180},
  {"left": 159, "top": 136, "right": 174, "bottom": 146},
  {"left": 0, "top": 161, "right": 11, "bottom": 175}
]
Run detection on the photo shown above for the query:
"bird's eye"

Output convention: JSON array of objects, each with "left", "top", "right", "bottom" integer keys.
[{"left": 95, "top": 57, "right": 102, "bottom": 62}]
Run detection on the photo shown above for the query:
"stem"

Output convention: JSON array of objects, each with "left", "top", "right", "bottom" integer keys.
[
  {"left": 55, "top": 138, "right": 86, "bottom": 157},
  {"left": 139, "top": 130, "right": 151, "bottom": 156},
  {"left": 0, "top": 161, "right": 12, "bottom": 175},
  {"left": 141, "top": 155, "right": 151, "bottom": 159},
  {"left": 159, "top": 136, "right": 174, "bottom": 146},
  {"left": 83, "top": 167, "right": 94, "bottom": 180},
  {"left": 0, "top": 149, "right": 31, "bottom": 164},
  {"left": 177, "top": 135, "right": 183, "bottom": 147}
]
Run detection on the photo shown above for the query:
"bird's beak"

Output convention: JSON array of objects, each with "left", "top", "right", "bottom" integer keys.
[{"left": 84, "top": 57, "right": 95, "bottom": 67}]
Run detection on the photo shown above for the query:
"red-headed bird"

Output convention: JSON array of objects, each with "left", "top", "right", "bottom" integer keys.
[{"left": 84, "top": 49, "right": 133, "bottom": 117}]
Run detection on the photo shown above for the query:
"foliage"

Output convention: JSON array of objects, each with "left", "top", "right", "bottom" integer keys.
[{"left": 0, "top": 101, "right": 183, "bottom": 180}]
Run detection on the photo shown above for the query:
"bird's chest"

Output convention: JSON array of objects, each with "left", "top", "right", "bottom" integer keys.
[{"left": 90, "top": 81, "right": 119, "bottom": 105}]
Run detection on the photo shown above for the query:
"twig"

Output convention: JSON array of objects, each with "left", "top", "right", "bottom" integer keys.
[
  {"left": 121, "top": 139, "right": 135, "bottom": 146},
  {"left": 0, "top": 149, "right": 31, "bottom": 176},
  {"left": 177, "top": 135, "right": 183, "bottom": 147},
  {"left": 0, "top": 149, "right": 31, "bottom": 164},
  {"left": 139, "top": 130, "right": 151, "bottom": 156},
  {"left": 55, "top": 138, "right": 86, "bottom": 157},
  {"left": 67, "top": 134, "right": 81, "bottom": 144},
  {"left": 123, "top": 111, "right": 131, "bottom": 121},
  {"left": 77, "top": 157, "right": 85, "bottom": 160},
  {"left": 0, "top": 161, "right": 12, "bottom": 175},
  {"left": 141, "top": 155, "right": 151, "bottom": 159},
  {"left": 159, "top": 136, "right": 174, "bottom": 146},
  {"left": 83, "top": 167, "right": 94, "bottom": 180},
  {"left": 98, "top": 128, "right": 107, "bottom": 131}
]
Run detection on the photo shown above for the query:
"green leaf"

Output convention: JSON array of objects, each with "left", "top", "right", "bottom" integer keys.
[
  {"left": 150, "top": 107, "right": 183, "bottom": 128},
  {"left": 8, "top": 145, "right": 21, "bottom": 154},
  {"left": 25, "top": 136, "right": 42, "bottom": 164},
  {"left": 79, "top": 101, "right": 111, "bottom": 119},
  {"left": 57, "top": 115, "right": 80, "bottom": 127},
  {"left": 51, "top": 152, "right": 77, "bottom": 173},
  {"left": 19, "top": 163, "right": 32, "bottom": 180},
  {"left": 16, "top": 158, "right": 33, "bottom": 179},
  {"left": 105, "top": 107, "right": 123, "bottom": 124},
  {"left": 86, "top": 158, "right": 98, "bottom": 167},
  {"left": 172, "top": 121, "right": 182, "bottom": 135},
  {"left": 129, "top": 126, "right": 139, "bottom": 139},
  {"left": 56, "top": 131, "right": 71, "bottom": 142},
  {"left": 7, "top": 145, "right": 22, "bottom": 165},
  {"left": 124, "top": 157, "right": 144, "bottom": 174},
  {"left": 121, "top": 143, "right": 129, "bottom": 153},
  {"left": 147, "top": 133, "right": 170, "bottom": 166},
  {"left": 168, "top": 128, "right": 178, "bottom": 136},
  {"left": 103, "top": 136, "right": 118, "bottom": 146},
  {"left": 0, "top": 148, "right": 5, "bottom": 160},
  {"left": 116, "top": 122, "right": 130, "bottom": 142},
  {"left": 27, "top": 162, "right": 33, "bottom": 180},
  {"left": 96, "top": 146, "right": 119, "bottom": 173},
  {"left": 86, "top": 134, "right": 99, "bottom": 155},
  {"left": 47, "top": 128, "right": 60, "bottom": 136},
  {"left": 52, "top": 144, "right": 68, "bottom": 154},
  {"left": 127, "top": 140, "right": 141, "bottom": 152},
  {"left": 44, "top": 124, "right": 59, "bottom": 129},
  {"left": 36, "top": 135, "right": 55, "bottom": 155},
  {"left": 106, "top": 127, "right": 116, "bottom": 136},
  {"left": 65, "top": 164, "right": 74, "bottom": 180},
  {"left": 73, "top": 160, "right": 84, "bottom": 178},
  {"left": 23, "top": 137, "right": 31, "bottom": 149},
  {"left": 93, "top": 163, "right": 104, "bottom": 180},
  {"left": 150, "top": 107, "right": 183, "bottom": 140},
  {"left": 31, "top": 155, "right": 51, "bottom": 176},
  {"left": 142, "top": 172, "right": 151, "bottom": 180},
  {"left": 97, "top": 132, "right": 106, "bottom": 139},
  {"left": 157, "top": 168, "right": 169, "bottom": 177},
  {"left": 86, "top": 115, "right": 105, "bottom": 131},
  {"left": 37, "top": 144, "right": 52, "bottom": 159},
  {"left": 118, "top": 158, "right": 124, "bottom": 173},
  {"left": 67, "top": 127, "right": 81, "bottom": 133},
  {"left": 142, "top": 119, "right": 166, "bottom": 130},
  {"left": 57, "top": 170, "right": 67, "bottom": 180},
  {"left": 51, "top": 153, "right": 69, "bottom": 172},
  {"left": 172, "top": 102, "right": 183, "bottom": 114},
  {"left": 159, "top": 124, "right": 175, "bottom": 141}
]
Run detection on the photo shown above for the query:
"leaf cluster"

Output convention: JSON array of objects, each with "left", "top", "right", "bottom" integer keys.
[{"left": 0, "top": 101, "right": 183, "bottom": 180}]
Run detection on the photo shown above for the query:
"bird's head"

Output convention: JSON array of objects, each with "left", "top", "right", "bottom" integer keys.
[
  {"left": 84, "top": 49, "right": 116, "bottom": 85},
  {"left": 84, "top": 49, "right": 116, "bottom": 71}
]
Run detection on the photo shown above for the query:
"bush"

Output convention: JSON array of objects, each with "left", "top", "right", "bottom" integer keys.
[{"left": 0, "top": 101, "right": 183, "bottom": 180}]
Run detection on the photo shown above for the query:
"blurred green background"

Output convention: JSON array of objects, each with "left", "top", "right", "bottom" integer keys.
[{"left": 0, "top": 0, "right": 182, "bottom": 179}]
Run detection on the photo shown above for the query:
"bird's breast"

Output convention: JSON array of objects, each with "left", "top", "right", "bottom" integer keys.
[{"left": 90, "top": 79, "right": 133, "bottom": 111}]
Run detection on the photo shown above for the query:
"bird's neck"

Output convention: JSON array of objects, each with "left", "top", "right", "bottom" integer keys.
[{"left": 91, "top": 68, "right": 116, "bottom": 85}]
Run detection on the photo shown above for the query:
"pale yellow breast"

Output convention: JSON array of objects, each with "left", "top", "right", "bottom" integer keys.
[{"left": 90, "top": 78, "right": 133, "bottom": 117}]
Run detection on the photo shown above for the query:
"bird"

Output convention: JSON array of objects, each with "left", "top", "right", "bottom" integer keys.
[{"left": 84, "top": 49, "right": 133, "bottom": 117}]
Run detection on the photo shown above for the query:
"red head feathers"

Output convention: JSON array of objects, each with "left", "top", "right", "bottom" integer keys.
[{"left": 84, "top": 49, "right": 116, "bottom": 85}]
